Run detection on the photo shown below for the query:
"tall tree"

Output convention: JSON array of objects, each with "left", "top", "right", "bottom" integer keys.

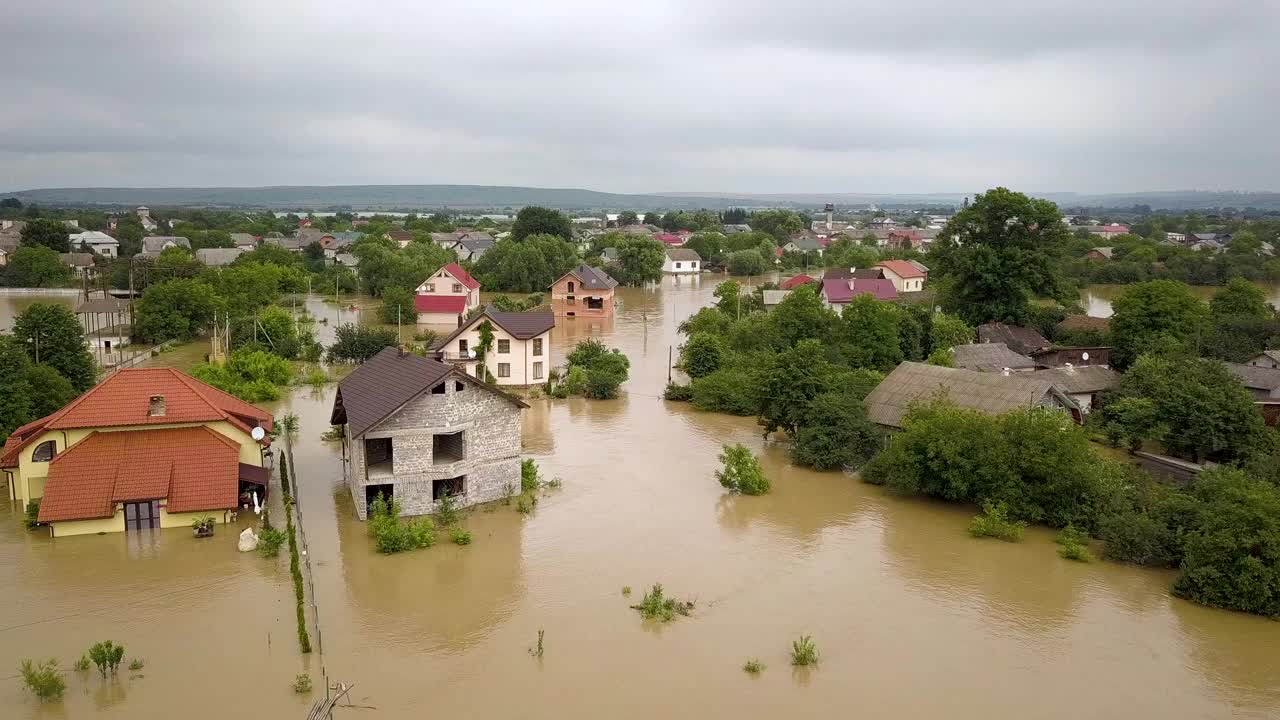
[
  {"left": 933, "top": 187, "right": 1073, "bottom": 324},
  {"left": 13, "top": 303, "right": 96, "bottom": 391},
  {"left": 611, "top": 237, "right": 664, "bottom": 287},
  {"left": 617, "top": 211, "right": 639, "bottom": 226},
  {"left": 0, "top": 336, "right": 35, "bottom": 440},
  {"left": 2, "top": 246, "right": 72, "bottom": 287},
  {"left": 1109, "top": 280, "right": 1211, "bottom": 368},
  {"left": 836, "top": 295, "right": 903, "bottom": 371},
  {"left": 134, "top": 278, "right": 221, "bottom": 342},
  {"left": 512, "top": 206, "right": 571, "bottom": 240},
  {"left": 19, "top": 218, "right": 70, "bottom": 252}
]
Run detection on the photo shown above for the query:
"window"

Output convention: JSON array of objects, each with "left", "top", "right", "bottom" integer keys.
[
  {"left": 433, "top": 476, "right": 466, "bottom": 500},
  {"left": 497, "top": 363, "right": 511, "bottom": 378},
  {"left": 533, "top": 362, "right": 543, "bottom": 380},
  {"left": 586, "top": 297, "right": 604, "bottom": 310},
  {"left": 458, "top": 339, "right": 468, "bottom": 353},
  {"left": 533, "top": 338, "right": 543, "bottom": 356},
  {"left": 675, "top": 262, "right": 682, "bottom": 269},
  {"left": 455, "top": 381, "right": 465, "bottom": 392},
  {"left": 433, "top": 431, "right": 465, "bottom": 464},
  {"left": 431, "top": 382, "right": 446, "bottom": 395},
  {"left": 425, "top": 283, "right": 435, "bottom": 292},
  {"left": 31, "top": 440, "right": 56, "bottom": 463},
  {"left": 567, "top": 297, "right": 576, "bottom": 305},
  {"left": 452, "top": 283, "right": 463, "bottom": 293},
  {"left": 497, "top": 339, "right": 510, "bottom": 354},
  {"left": 567, "top": 280, "right": 575, "bottom": 293}
]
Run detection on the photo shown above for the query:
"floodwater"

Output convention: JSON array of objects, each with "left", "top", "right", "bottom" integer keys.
[
  {"left": 5, "top": 276, "right": 1280, "bottom": 719},
  {"left": 1080, "top": 282, "right": 1280, "bottom": 318}
]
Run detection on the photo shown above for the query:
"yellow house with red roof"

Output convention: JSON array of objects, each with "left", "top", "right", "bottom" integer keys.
[{"left": 1, "top": 367, "right": 273, "bottom": 537}]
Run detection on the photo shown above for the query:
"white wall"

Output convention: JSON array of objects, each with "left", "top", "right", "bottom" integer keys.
[{"left": 445, "top": 323, "right": 552, "bottom": 386}]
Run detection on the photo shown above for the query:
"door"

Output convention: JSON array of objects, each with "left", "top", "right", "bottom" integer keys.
[{"left": 124, "top": 500, "right": 160, "bottom": 531}]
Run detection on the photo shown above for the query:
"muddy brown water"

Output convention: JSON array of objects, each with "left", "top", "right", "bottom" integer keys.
[{"left": 4, "top": 277, "right": 1280, "bottom": 718}]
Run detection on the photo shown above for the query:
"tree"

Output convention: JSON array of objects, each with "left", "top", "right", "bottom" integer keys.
[
  {"left": 1109, "top": 280, "right": 1210, "bottom": 368},
  {"left": 512, "top": 206, "right": 571, "bottom": 240},
  {"left": 790, "top": 389, "right": 880, "bottom": 470},
  {"left": 1, "top": 246, "right": 72, "bottom": 287},
  {"left": 566, "top": 338, "right": 630, "bottom": 399},
  {"left": 618, "top": 211, "right": 639, "bottom": 226},
  {"left": 749, "top": 210, "right": 805, "bottom": 242},
  {"left": 473, "top": 234, "right": 579, "bottom": 292},
  {"left": 113, "top": 218, "right": 145, "bottom": 257},
  {"left": 1210, "top": 277, "right": 1271, "bottom": 319},
  {"left": 642, "top": 212, "right": 662, "bottom": 225},
  {"left": 757, "top": 339, "right": 837, "bottom": 436},
  {"left": 1172, "top": 468, "right": 1280, "bottom": 617},
  {"left": 722, "top": 207, "right": 748, "bottom": 224},
  {"left": 685, "top": 232, "right": 725, "bottom": 264},
  {"left": 835, "top": 295, "right": 903, "bottom": 371},
  {"left": 932, "top": 187, "right": 1073, "bottom": 324},
  {"left": 612, "top": 237, "right": 664, "bottom": 286},
  {"left": 768, "top": 284, "right": 833, "bottom": 350},
  {"left": 380, "top": 286, "right": 415, "bottom": 325},
  {"left": 726, "top": 249, "right": 766, "bottom": 276},
  {"left": 134, "top": 279, "right": 221, "bottom": 343},
  {"left": 24, "top": 364, "right": 77, "bottom": 418},
  {"left": 679, "top": 334, "right": 727, "bottom": 378},
  {"left": 1116, "top": 355, "right": 1268, "bottom": 464},
  {"left": 19, "top": 218, "right": 70, "bottom": 252},
  {"left": 0, "top": 336, "right": 35, "bottom": 440},
  {"left": 14, "top": 303, "right": 96, "bottom": 391},
  {"left": 716, "top": 443, "right": 770, "bottom": 495},
  {"left": 327, "top": 323, "right": 397, "bottom": 363},
  {"left": 713, "top": 280, "right": 744, "bottom": 318},
  {"left": 929, "top": 312, "right": 974, "bottom": 351}
]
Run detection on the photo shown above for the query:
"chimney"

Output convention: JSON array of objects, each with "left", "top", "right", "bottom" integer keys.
[
  {"left": 398, "top": 345, "right": 408, "bottom": 357},
  {"left": 1064, "top": 362, "right": 1075, "bottom": 374},
  {"left": 148, "top": 395, "right": 166, "bottom": 417}
]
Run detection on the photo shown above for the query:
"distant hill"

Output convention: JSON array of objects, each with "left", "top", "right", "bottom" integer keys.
[{"left": 4, "top": 184, "right": 1278, "bottom": 212}]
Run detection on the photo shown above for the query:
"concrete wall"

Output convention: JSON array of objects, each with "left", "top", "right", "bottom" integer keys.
[{"left": 346, "top": 378, "right": 521, "bottom": 520}]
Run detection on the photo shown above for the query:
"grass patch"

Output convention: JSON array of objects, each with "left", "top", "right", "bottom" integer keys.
[
  {"left": 790, "top": 635, "right": 818, "bottom": 666},
  {"left": 1055, "top": 524, "right": 1093, "bottom": 561},
  {"left": 450, "top": 527, "right": 473, "bottom": 546},
  {"left": 516, "top": 496, "right": 534, "bottom": 514},
  {"left": 23, "top": 500, "right": 41, "bottom": 529},
  {"left": 967, "top": 501, "right": 1026, "bottom": 542},
  {"left": 743, "top": 659, "right": 766, "bottom": 675},
  {"left": 529, "top": 629, "right": 545, "bottom": 658},
  {"left": 88, "top": 640, "right": 124, "bottom": 677},
  {"left": 630, "top": 584, "right": 694, "bottom": 622},
  {"left": 20, "top": 659, "right": 65, "bottom": 702},
  {"left": 435, "top": 492, "right": 460, "bottom": 528},
  {"left": 621, "top": 586, "right": 632, "bottom": 596}
]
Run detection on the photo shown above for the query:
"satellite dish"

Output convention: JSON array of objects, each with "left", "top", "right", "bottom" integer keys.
[
  {"left": 467, "top": 349, "right": 476, "bottom": 360},
  {"left": 251, "top": 426, "right": 266, "bottom": 441},
  {"left": 1081, "top": 352, "right": 1090, "bottom": 362}
]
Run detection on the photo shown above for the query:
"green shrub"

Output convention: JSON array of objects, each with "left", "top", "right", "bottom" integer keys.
[
  {"left": 1100, "top": 513, "right": 1178, "bottom": 567},
  {"left": 258, "top": 526, "right": 286, "bottom": 557},
  {"left": 521, "top": 458, "right": 540, "bottom": 493},
  {"left": 1059, "top": 540, "right": 1092, "bottom": 562},
  {"left": 23, "top": 500, "right": 41, "bottom": 529},
  {"left": 715, "top": 443, "right": 770, "bottom": 495},
  {"left": 516, "top": 496, "right": 534, "bottom": 514},
  {"left": 20, "top": 658, "right": 65, "bottom": 701},
  {"left": 435, "top": 492, "right": 460, "bottom": 527},
  {"left": 679, "top": 334, "right": 728, "bottom": 378},
  {"left": 968, "top": 502, "right": 1025, "bottom": 542},
  {"left": 790, "top": 635, "right": 818, "bottom": 666},
  {"left": 285, "top": 502, "right": 312, "bottom": 653},
  {"left": 621, "top": 586, "right": 632, "bottom": 596},
  {"left": 630, "top": 584, "right": 694, "bottom": 621},
  {"left": 293, "top": 673, "right": 313, "bottom": 693},
  {"left": 73, "top": 655, "right": 90, "bottom": 672},
  {"left": 368, "top": 493, "right": 435, "bottom": 553},
  {"left": 662, "top": 382, "right": 694, "bottom": 401},
  {"left": 451, "top": 527, "right": 473, "bottom": 546},
  {"left": 88, "top": 640, "right": 125, "bottom": 677},
  {"left": 128, "top": 658, "right": 145, "bottom": 671},
  {"left": 742, "top": 659, "right": 766, "bottom": 674}
]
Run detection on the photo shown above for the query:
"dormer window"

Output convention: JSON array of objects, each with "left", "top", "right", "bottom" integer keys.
[
  {"left": 32, "top": 440, "right": 56, "bottom": 463},
  {"left": 148, "top": 395, "right": 166, "bottom": 417}
]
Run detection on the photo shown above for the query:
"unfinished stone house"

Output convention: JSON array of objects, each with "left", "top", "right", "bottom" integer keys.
[{"left": 330, "top": 346, "right": 528, "bottom": 519}]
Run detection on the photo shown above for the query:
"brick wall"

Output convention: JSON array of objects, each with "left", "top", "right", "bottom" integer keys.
[{"left": 344, "top": 377, "right": 521, "bottom": 519}]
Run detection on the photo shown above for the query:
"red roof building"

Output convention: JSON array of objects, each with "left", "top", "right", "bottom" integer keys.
[
  {"left": 655, "top": 233, "right": 684, "bottom": 246},
  {"left": 779, "top": 274, "right": 815, "bottom": 290},
  {"left": 441, "top": 262, "right": 481, "bottom": 290},
  {"left": 820, "top": 277, "right": 898, "bottom": 306},
  {"left": 414, "top": 262, "right": 482, "bottom": 324},
  {"left": 414, "top": 294, "right": 467, "bottom": 314}
]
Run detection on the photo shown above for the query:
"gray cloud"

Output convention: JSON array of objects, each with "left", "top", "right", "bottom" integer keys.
[{"left": 1, "top": 0, "right": 1276, "bottom": 194}]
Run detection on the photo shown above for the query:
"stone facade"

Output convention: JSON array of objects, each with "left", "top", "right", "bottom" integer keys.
[{"left": 344, "top": 378, "right": 521, "bottom": 519}]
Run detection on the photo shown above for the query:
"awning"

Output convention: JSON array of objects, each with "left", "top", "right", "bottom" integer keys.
[{"left": 238, "top": 463, "right": 269, "bottom": 487}]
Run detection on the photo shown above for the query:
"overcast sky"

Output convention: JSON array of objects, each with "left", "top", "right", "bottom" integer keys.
[{"left": 2, "top": 0, "right": 1276, "bottom": 194}]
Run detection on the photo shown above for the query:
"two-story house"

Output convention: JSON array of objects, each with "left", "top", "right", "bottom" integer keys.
[
  {"left": 875, "top": 259, "right": 927, "bottom": 293},
  {"left": 330, "top": 347, "right": 527, "bottom": 519},
  {"left": 1, "top": 368, "right": 273, "bottom": 537},
  {"left": 550, "top": 264, "right": 618, "bottom": 319},
  {"left": 415, "top": 262, "right": 482, "bottom": 325},
  {"left": 435, "top": 308, "right": 555, "bottom": 386}
]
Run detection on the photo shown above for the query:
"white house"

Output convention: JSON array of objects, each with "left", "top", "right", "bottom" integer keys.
[
  {"left": 874, "top": 259, "right": 927, "bottom": 293},
  {"left": 139, "top": 236, "right": 191, "bottom": 257},
  {"left": 69, "top": 231, "right": 120, "bottom": 258},
  {"left": 414, "top": 262, "right": 481, "bottom": 325},
  {"left": 662, "top": 248, "right": 701, "bottom": 274},
  {"left": 435, "top": 309, "right": 555, "bottom": 387}
]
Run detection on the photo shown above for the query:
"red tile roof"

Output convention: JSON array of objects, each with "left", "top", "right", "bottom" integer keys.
[
  {"left": 3, "top": 368, "right": 271, "bottom": 464},
  {"left": 1, "top": 415, "right": 54, "bottom": 467},
  {"left": 655, "top": 233, "right": 684, "bottom": 245},
  {"left": 779, "top": 274, "right": 814, "bottom": 290},
  {"left": 1098, "top": 224, "right": 1130, "bottom": 233},
  {"left": 37, "top": 426, "right": 243, "bottom": 523},
  {"left": 876, "top": 259, "right": 927, "bottom": 279},
  {"left": 441, "top": 262, "right": 480, "bottom": 290},
  {"left": 821, "top": 278, "right": 898, "bottom": 303},
  {"left": 414, "top": 294, "right": 467, "bottom": 314}
]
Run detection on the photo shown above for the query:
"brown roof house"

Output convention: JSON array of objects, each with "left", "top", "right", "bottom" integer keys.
[
  {"left": 435, "top": 308, "right": 556, "bottom": 387},
  {"left": 977, "top": 322, "right": 1051, "bottom": 355},
  {"left": 1225, "top": 362, "right": 1280, "bottom": 401},
  {"left": 864, "top": 362, "right": 1081, "bottom": 429},
  {"left": 330, "top": 347, "right": 527, "bottom": 520},
  {"left": 551, "top": 264, "right": 618, "bottom": 319},
  {"left": 951, "top": 343, "right": 1036, "bottom": 372},
  {"left": 1034, "top": 365, "right": 1120, "bottom": 414}
]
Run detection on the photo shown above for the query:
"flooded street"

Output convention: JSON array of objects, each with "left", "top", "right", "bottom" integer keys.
[{"left": 4, "top": 277, "right": 1280, "bottom": 719}]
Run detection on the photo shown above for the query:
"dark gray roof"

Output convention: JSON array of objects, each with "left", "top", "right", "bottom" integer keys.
[
  {"left": 952, "top": 343, "right": 1036, "bottom": 372},
  {"left": 824, "top": 267, "right": 883, "bottom": 280},
  {"left": 977, "top": 323, "right": 1050, "bottom": 355},
  {"left": 196, "top": 248, "right": 246, "bottom": 267},
  {"left": 141, "top": 236, "right": 191, "bottom": 254},
  {"left": 332, "top": 346, "right": 526, "bottom": 437},
  {"left": 485, "top": 309, "right": 556, "bottom": 338},
  {"left": 1034, "top": 366, "right": 1120, "bottom": 394},
  {"left": 665, "top": 248, "right": 701, "bottom": 262},
  {"left": 864, "top": 362, "right": 1075, "bottom": 428},
  {"left": 59, "top": 252, "right": 95, "bottom": 267},
  {"left": 566, "top": 263, "right": 618, "bottom": 290},
  {"left": 1225, "top": 362, "right": 1280, "bottom": 391}
]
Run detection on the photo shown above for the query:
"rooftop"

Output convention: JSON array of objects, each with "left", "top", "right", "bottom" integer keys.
[
  {"left": 952, "top": 343, "right": 1036, "bottom": 372},
  {"left": 440, "top": 262, "right": 481, "bottom": 290},
  {"left": 821, "top": 277, "right": 898, "bottom": 303},
  {"left": 564, "top": 263, "right": 619, "bottom": 290},
  {"left": 665, "top": 248, "right": 701, "bottom": 262},
  {"left": 876, "top": 259, "right": 926, "bottom": 279},
  {"left": 1034, "top": 365, "right": 1121, "bottom": 394},
  {"left": 977, "top": 323, "right": 1050, "bottom": 355},
  {"left": 864, "top": 362, "right": 1074, "bottom": 428}
]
